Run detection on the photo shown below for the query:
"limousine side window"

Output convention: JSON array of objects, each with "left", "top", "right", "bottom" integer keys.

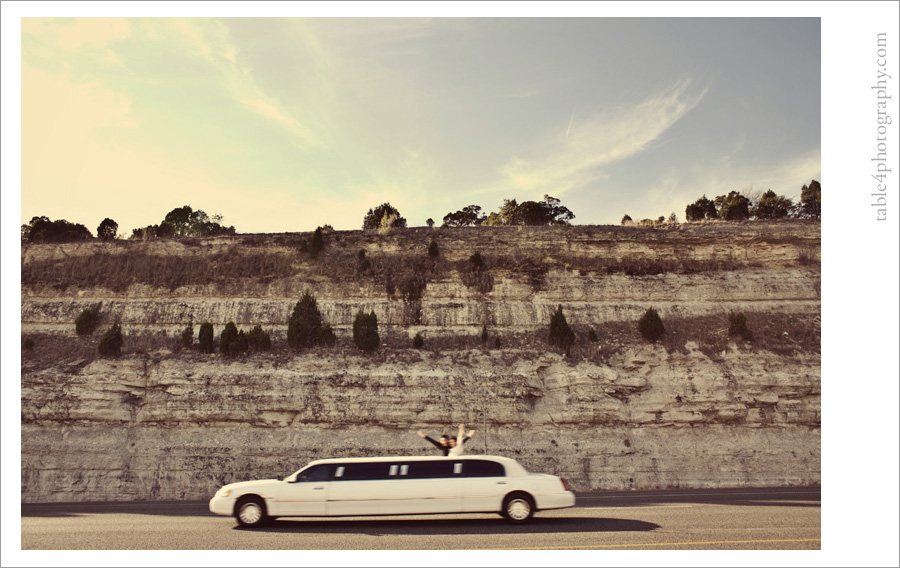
[
  {"left": 463, "top": 459, "right": 506, "bottom": 478},
  {"left": 405, "top": 460, "right": 458, "bottom": 479},
  {"left": 295, "top": 464, "right": 331, "bottom": 483},
  {"left": 334, "top": 462, "right": 392, "bottom": 481}
]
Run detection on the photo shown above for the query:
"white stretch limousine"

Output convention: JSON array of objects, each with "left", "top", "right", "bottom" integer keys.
[{"left": 209, "top": 455, "right": 575, "bottom": 527}]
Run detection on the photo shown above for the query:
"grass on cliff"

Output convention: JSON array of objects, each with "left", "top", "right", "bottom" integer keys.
[{"left": 21, "top": 222, "right": 815, "bottom": 293}]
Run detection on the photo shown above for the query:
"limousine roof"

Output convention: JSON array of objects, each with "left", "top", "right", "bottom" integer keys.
[{"left": 301, "top": 454, "right": 528, "bottom": 474}]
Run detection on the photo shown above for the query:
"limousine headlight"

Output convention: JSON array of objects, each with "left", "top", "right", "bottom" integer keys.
[{"left": 217, "top": 489, "right": 232, "bottom": 498}]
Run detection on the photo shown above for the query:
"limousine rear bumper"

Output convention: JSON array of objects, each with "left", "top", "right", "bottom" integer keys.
[{"left": 536, "top": 491, "right": 576, "bottom": 511}]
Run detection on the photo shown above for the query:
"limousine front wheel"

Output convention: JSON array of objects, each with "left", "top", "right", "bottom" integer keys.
[
  {"left": 502, "top": 493, "right": 535, "bottom": 523},
  {"left": 235, "top": 496, "right": 268, "bottom": 528}
]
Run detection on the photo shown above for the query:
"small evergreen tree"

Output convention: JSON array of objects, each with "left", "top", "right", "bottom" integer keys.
[
  {"left": 588, "top": 328, "right": 599, "bottom": 343},
  {"left": 220, "top": 322, "right": 240, "bottom": 356},
  {"left": 469, "top": 251, "right": 484, "bottom": 268},
  {"left": 413, "top": 332, "right": 425, "bottom": 349},
  {"left": 481, "top": 325, "right": 489, "bottom": 344},
  {"left": 235, "top": 330, "right": 249, "bottom": 355},
  {"left": 621, "top": 214, "right": 632, "bottom": 225},
  {"left": 75, "top": 302, "right": 103, "bottom": 336},
  {"left": 548, "top": 305, "right": 576, "bottom": 351},
  {"left": 198, "top": 322, "right": 215, "bottom": 353},
  {"left": 317, "top": 324, "right": 337, "bottom": 347},
  {"left": 799, "top": 180, "right": 821, "bottom": 219},
  {"left": 638, "top": 308, "right": 665, "bottom": 341},
  {"left": 247, "top": 324, "right": 272, "bottom": 351},
  {"left": 181, "top": 318, "right": 194, "bottom": 349},
  {"left": 357, "top": 250, "right": 371, "bottom": 273},
  {"left": 98, "top": 320, "right": 124, "bottom": 357},
  {"left": 428, "top": 239, "right": 439, "bottom": 258},
  {"left": 353, "top": 310, "right": 380, "bottom": 352},
  {"left": 288, "top": 292, "right": 325, "bottom": 350},
  {"left": 309, "top": 227, "right": 324, "bottom": 258}
]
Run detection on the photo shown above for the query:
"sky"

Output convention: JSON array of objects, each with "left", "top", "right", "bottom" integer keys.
[{"left": 19, "top": 16, "right": 821, "bottom": 235}]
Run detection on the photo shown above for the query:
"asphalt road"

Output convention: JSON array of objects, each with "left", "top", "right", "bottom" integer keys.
[{"left": 20, "top": 487, "right": 820, "bottom": 552}]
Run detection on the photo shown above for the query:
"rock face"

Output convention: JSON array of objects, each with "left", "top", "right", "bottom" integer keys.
[{"left": 20, "top": 222, "right": 820, "bottom": 502}]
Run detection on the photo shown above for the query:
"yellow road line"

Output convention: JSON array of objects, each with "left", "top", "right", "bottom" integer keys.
[{"left": 477, "top": 538, "right": 822, "bottom": 550}]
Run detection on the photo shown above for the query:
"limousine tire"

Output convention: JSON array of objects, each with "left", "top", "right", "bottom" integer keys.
[
  {"left": 501, "top": 492, "right": 535, "bottom": 524},
  {"left": 235, "top": 496, "right": 268, "bottom": 528}
]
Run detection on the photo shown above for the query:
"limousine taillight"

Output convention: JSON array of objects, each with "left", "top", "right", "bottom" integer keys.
[{"left": 560, "top": 478, "right": 570, "bottom": 491}]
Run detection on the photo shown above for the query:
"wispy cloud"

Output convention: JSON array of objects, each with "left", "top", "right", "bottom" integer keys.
[
  {"left": 23, "top": 17, "right": 131, "bottom": 64},
  {"left": 171, "top": 18, "right": 323, "bottom": 147},
  {"left": 487, "top": 78, "right": 709, "bottom": 198}
]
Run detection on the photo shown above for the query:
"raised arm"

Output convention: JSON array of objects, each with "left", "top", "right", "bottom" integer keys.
[{"left": 418, "top": 430, "right": 444, "bottom": 450}]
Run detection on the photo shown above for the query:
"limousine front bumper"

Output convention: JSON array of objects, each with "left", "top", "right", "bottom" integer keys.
[
  {"left": 209, "top": 495, "right": 237, "bottom": 516},
  {"left": 536, "top": 491, "right": 576, "bottom": 511}
]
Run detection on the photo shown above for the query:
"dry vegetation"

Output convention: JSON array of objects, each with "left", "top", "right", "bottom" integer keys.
[{"left": 23, "top": 222, "right": 820, "bottom": 292}]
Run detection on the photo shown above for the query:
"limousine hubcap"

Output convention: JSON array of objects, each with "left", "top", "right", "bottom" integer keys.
[
  {"left": 507, "top": 498, "right": 531, "bottom": 521},
  {"left": 239, "top": 502, "right": 263, "bottom": 525}
]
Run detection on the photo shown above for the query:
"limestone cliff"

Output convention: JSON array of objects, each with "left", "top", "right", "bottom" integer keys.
[{"left": 21, "top": 221, "right": 820, "bottom": 502}]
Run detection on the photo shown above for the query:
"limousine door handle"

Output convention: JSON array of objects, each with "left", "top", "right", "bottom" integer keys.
[
  {"left": 496, "top": 481, "right": 507, "bottom": 485},
  {"left": 313, "top": 486, "right": 325, "bottom": 490}
]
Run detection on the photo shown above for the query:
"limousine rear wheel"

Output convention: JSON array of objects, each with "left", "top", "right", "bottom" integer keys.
[
  {"left": 235, "top": 496, "right": 268, "bottom": 528},
  {"left": 502, "top": 492, "right": 535, "bottom": 523}
]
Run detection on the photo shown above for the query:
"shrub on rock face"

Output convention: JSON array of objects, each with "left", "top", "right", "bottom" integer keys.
[
  {"left": 353, "top": 310, "right": 380, "bottom": 352},
  {"left": 588, "top": 328, "right": 599, "bottom": 343},
  {"left": 220, "top": 322, "right": 248, "bottom": 357},
  {"left": 198, "top": 322, "right": 215, "bottom": 353},
  {"left": 98, "top": 321, "right": 124, "bottom": 357},
  {"left": 309, "top": 227, "right": 324, "bottom": 258},
  {"left": 288, "top": 292, "right": 325, "bottom": 350},
  {"left": 728, "top": 311, "right": 754, "bottom": 341},
  {"left": 317, "top": 324, "right": 337, "bottom": 347},
  {"left": 638, "top": 308, "right": 665, "bottom": 341},
  {"left": 357, "top": 250, "right": 371, "bottom": 273},
  {"left": 75, "top": 302, "right": 103, "bottom": 336},
  {"left": 247, "top": 324, "right": 272, "bottom": 351},
  {"left": 548, "top": 305, "right": 576, "bottom": 352},
  {"left": 181, "top": 319, "right": 194, "bottom": 349},
  {"left": 413, "top": 332, "right": 425, "bottom": 349},
  {"left": 428, "top": 239, "right": 439, "bottom": 258}
]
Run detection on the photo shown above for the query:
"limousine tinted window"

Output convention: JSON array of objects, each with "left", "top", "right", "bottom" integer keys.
[
  {"left": 463, "top": 459, "right": 506, "bottom": 477},
  {"left": 405, "top": 460, "right": 458, "bottom": 479},
  {"left": 336, "top": 462, "right": 392, "bottom": 481}
]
